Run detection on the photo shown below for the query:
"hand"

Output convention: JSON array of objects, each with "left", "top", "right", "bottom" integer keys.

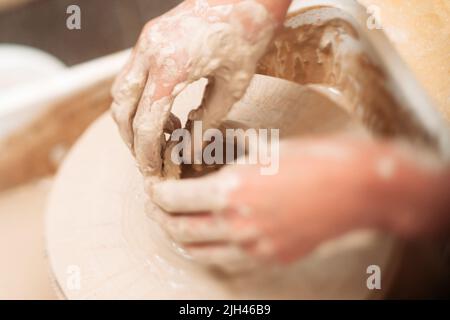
[
  {"left": 111, "top": 0, "right": 285, "bottom": 179},
  {"left": 150, "top": 137, "right": 450, "bottom": 273}
]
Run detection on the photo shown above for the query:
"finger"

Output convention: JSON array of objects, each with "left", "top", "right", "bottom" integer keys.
[
  {"left": 185, "top": 244, "right": 260, "bottom": 274},
  {"left": 183, "top": 74, "right": 253, "bottom": 174},
  {"left": 189, "top": 75, "right": 251, "bottom": 132},
  {"left": 111, "top": 53, "right": 148, "bottom": 150},
  {"left": 162, "top": 141, "right": 182, "bottom": 179},
  {"left": 242, "top": 239, "right": 278, "bottom": 262},
  {"left": 150, "top": 170, "right": 240, "bottom": 213},
  {"left": 154, "top": 212, "right": 233, "bottom": 244},
  {"left": 132, "top": 76, "right": 178, "bottom": 176},
  {"left": 163, "top": 113, "right": 182, "bottom": 134}
]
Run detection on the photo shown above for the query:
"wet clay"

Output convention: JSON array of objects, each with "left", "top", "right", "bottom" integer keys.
[
  {"left": 46, "top": 76, "right": 398, "bottom": 299},
  {"left": 113, "top": 0, "right": 277, "bottom": 180}
]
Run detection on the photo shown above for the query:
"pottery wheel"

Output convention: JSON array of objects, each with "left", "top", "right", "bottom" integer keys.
[{"left": 46, "top": 75, "right": 398, "bottom": 299}]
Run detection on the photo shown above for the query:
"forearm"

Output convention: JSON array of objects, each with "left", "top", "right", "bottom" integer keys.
[
  {"left": 380, "top": 167, "right": 450, "bottom": 239},
  {"left": 287, "top": 138, "right": 450, "bottom": 242}
]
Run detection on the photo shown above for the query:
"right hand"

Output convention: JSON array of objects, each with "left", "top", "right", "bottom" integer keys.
[
  {"left": 111, "top": 0, "right": 285, "bottom": 179},
  {"left": 151, "top": 137, "right": 450, "bottom": 273}
]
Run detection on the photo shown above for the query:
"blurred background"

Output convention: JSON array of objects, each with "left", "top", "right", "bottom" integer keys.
[
  {"left": 0, "top": 0, "right": 179, "bottom": 300},
  {"left": 0, "top": 0, "right": 180, "bottom": 65}
]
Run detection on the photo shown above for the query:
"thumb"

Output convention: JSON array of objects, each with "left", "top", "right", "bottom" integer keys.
[{"left": 149, "top": 169, "right": 241, "bottom": 213}]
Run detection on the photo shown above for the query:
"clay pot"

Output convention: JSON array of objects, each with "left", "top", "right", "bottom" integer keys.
[{"left": 45, "top": 1, "right": 449, "bottom": 299}]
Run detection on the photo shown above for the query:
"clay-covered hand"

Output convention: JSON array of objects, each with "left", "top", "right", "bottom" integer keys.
[
  {"left": 111, "top": 0, "right": 287, "bottom": 178},
  {"left": 150, "top": 137, "right": 450, "bottom": 273}
]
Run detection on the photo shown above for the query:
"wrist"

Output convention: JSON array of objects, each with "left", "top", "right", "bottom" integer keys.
[{"left": 364, "top": 155, "right": 450, "bottom": 239}]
